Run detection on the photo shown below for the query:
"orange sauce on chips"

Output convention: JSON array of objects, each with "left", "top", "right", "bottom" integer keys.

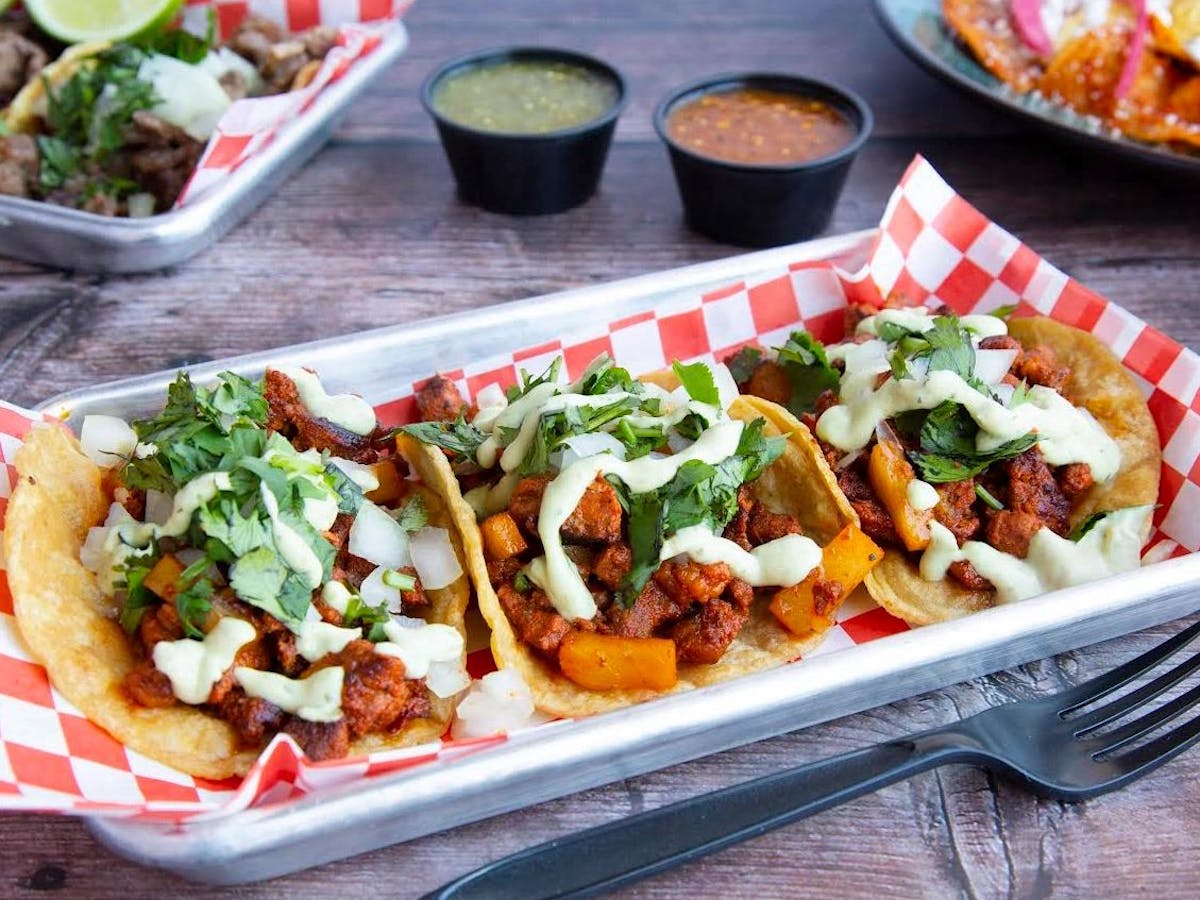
[{"left": 666, "top": 88, "right": 856, "bottom": 165}]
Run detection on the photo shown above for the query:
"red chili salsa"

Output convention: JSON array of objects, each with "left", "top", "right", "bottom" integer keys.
[{"left": 666, "top": 88, "right": 856, "bottom": 166}]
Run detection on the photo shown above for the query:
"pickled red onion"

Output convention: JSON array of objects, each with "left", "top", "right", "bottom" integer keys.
[
  {"left": 1011, "top": 0, "right": 1055, "bottom": 56},
  {"left": 1115, "top": 0, "right": 1149, "bottom": 100}
]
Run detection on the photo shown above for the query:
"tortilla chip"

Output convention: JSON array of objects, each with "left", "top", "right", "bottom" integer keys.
[
  {"left": 4, "top": 425, "right": 471, "bottom": 779},
  {"left": 864, "top": 316, "right": 1162, "bottom": 626},
  {"left": 943, "top": 0, "right": 1045, "bottom": 93},
  {"left": 426, "top": 381, "right": 858, "bottom": 718},
  {"left": 1039, "top": 23, "right": 1200, "bottom": 148}
]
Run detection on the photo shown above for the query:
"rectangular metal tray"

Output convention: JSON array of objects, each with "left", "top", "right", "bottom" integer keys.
[
  {"left": 39, "top": 231, "right": 1198, "bottom": 884},
  {"left": 0, "top": 23, "right": 409, "bottom": 274}
]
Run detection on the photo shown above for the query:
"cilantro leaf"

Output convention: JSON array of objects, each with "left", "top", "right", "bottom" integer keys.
[
  {"left": 326, "top": 462, "right": 364, "bottom": 515},
  {"left": 394, "top": 494, "right": 427, "bottom": 533},
  {"left": 229, "top": 547, "right": 291, "bottom": 621},
  {"left": 506, "top": 358, "right": 562, "bottom": 402},
  {"left": 671, "top": 360, "right": 720, "bottom": 406},
  {"left": 175, "top": 577, "right": 214, "bottom": 639},
  {"left": 518, "top": 397, "right": 641, "bottom": 476},
  {"left": 908, "top": 401, "right": 1037, "bottom": 483},
  {"left": 612, "top": 418, "right": 666, "bottom": 460},
  {"left": 1068, "top": 511, "right": 1110, "bottom": 542},
  {"left": 342, "top": 593, "right": 391, "bottom": 641},
  {"left": 726, "top": 346, "right": 763, "bottom": 386},
  {"left": 399, "top": 416, "right": 487, "bottom": 460},
  {"left": 576, "top": 356, "right": 640, "bottom": 396},
  {"left": 118, "top": 560, "right": 157, "bottom": 634},
  {"left": 137, "top": 12, "right": 217, "bottom": 64},
  {"left": 774, "top": 331, "right": 840, "bottom": 415},
  {"left": 990, "top": 304, "right": 1017, "bottom": 320},
  {"left": 613, "top": 416, "right": 786, "bottom": 605},
  {"left": 1009, "top": 380, "right": 1033, "bottom": 408}
]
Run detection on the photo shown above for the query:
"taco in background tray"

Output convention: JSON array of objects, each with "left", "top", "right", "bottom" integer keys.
[
  {"left": 4, "top": 367, "right": 471, "bottom": 779},
  {"left": 729, "top": 306, "right": 1161, "bottom": 626},
  {"left": 401, "top": 354, "right": 882, "bottom": 717}
]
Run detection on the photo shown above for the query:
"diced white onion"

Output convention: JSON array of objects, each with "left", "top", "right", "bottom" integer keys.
[
  {"left": 426, "top": 659, "right": 471, "bottom": 699},
  {"left": 127, "top": 193, "right": 156, "bottom": 218},
  {"left": 475, "top": 382, "right": 508, "bottom": 410},
  {"left": 198, "top": 47, "right": 265, "bottom": 97},
  {"left": 993, "top": 383, "right": 1016, "bottom": 406},
  {"left": 409, "top": 526, "right": 462, "bottom": 590},
  {"left": 139, "top": 53, "right": 232, "bottom": 141},
  {"left": 144, "top": 489, "right": 173, "bottom": 526},
  {"left": 549, "top": 432, "right": 627, "bottom": 470},
  {"left": 79, "top": 526, "right": 110, "bottom": 573},
  {"left": 974, "top": 349, "right": 1019, "bottom": 386},
  {"left": 835, "top": 450, "right": 863, "bottom": 471},
  {"left": 452, "top": 669, "right": 552, "bottom": 739},
  {"left": 349, "top": 500, "right": 411, "bottom": 568},
  {"left": 79, "top": 415, "right": 137, "bottom": 467},
  {"left": 842, "top": 339, "right": 889, "bottom": 377},
  {"left": 360, "top": 566, "right": 402, "bottom": 610},
  {"left": 329, "top": 457, "right": 379, "bottom": 493},
  {"left": 667, "top": 429, "right": 693, "bottom": 454},
  {"left": 710, "top": 361, "right": 741, "bottom": 411},
  {"left": 875, "top": 418, "right": 903, "bottom": 448},
  {"left": 907, "top": 356, "right": 931, "bottom": 380}
]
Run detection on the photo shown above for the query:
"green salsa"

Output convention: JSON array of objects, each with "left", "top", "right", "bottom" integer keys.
[{"left": 432, "top": 59, "right": 618, "bottom": 134}]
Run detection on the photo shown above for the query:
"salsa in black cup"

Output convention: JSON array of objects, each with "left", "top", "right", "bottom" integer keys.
[
  {"left": 421, "top": 47, "right": 628, "bottom": 216},
  {"left": 654, "top": 73, "right": 873, "bottom": 247}
]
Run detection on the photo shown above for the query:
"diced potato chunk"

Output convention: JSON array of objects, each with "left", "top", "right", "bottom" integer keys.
[
  {"left": 143, "top": 554, "right": 185, "bottom": 601},
  {"left": 867, "top": 439, "right": 932, "bottom": 551},
  {"left": 365, "top": 459, "right": 405, "bottom": 505},
  {"left": 481, "top": 511, "right": 528, "bottom": 561},
  {"left": 770, "top": 523, "right": 884, "bottom": 637},
  {"left": 559, "top": 632, "right": 677, "bottom": 692}
]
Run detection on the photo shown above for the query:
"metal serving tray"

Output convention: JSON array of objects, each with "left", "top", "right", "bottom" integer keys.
[
  {"left": 39, "top": 231, "right": 1199, "bottom": 884},
  {"left": 0, "top": 24, "right": 409, "bottom": 274}
]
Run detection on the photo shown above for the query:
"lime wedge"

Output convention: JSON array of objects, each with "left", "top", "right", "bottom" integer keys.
[{"left": 24, "top": 0, "right": 183, "bottom": 44}]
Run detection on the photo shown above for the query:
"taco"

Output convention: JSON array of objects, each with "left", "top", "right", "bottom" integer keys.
[
  {"left": 400, "top": 354, "right": 882, "bottom": 717},
  {"left": 4, "top": 367, "right": 471, "bottom": 779},
  {"left": 727, "top": 306, "right": 1161, "bottom": 626}
]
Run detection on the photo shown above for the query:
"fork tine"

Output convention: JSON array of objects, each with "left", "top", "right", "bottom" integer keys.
[
  {"left": 1057, "top": 618, "right": 1200, "bottom": 717},
  {"left": 1105, "top": 706, "right": 1200, "bottom": 781},
  {"left": 1087, "top": 681, "right": 1200, "bottom": 756},
  {"left": 1069, "top": 648, "right": 1200, "bottom": 732}
]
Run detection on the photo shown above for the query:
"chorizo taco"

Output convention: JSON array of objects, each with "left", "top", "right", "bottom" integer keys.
[
  {"left": 400, "top": 354, "right": 882, "bottom": 717},
  {"left": 4, "top": 367, "right": 471, "bottom": 779},
  {"left": 728, "top": 306, "right": 1161, "bottom": 626}
]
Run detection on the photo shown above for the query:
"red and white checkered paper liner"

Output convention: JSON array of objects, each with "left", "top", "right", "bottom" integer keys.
[
  {"left": 0, "top": 155, "right": 1194, "bottom": 821},
  {"left": 172, "top": 0, "right": 412, "bottom": 207}
]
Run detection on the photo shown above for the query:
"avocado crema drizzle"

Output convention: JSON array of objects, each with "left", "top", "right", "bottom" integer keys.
[
  {"left": 82, "top": 368, "right": 466, "bottom": 724},
  {"left": 403, "top": 354, "right": 824, "bottom": 622},
  {"left": 796, "top": 307, "right": 1150, "bottom": 603}
]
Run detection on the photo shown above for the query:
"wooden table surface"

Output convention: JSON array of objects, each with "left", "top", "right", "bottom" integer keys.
[{"left": 3, "top": 0, "right": 1199, "bottom": 896}]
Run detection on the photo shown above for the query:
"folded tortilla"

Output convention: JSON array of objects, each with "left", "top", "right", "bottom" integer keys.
[
  {"left": 3, "top": 426, "right": 470, "bottom": 779},
  {"left": 861, "top": 316, "right": 1161, "bottom": 625},
  {"left": 415, "top": 373, "right": 860, "bottom": 718}
]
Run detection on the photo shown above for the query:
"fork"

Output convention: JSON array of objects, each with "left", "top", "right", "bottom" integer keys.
[{"left": 423, "top": 616, "right": 1200, "bottom": 900}]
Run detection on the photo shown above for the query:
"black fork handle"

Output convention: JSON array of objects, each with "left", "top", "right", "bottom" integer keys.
[{"left": 422, "top": 727, "right": 987, "bottom": 900}]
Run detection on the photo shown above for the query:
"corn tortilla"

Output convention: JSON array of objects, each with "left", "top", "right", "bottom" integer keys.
[
  {"left": 3, "top": 426, "right": 471, "bottom": 779},
  {"left": 863, "top": 316, "right": 1161, "bottom": 626},
  {"left": 421, "top": 374, "right": 860, "bottom": 718}
]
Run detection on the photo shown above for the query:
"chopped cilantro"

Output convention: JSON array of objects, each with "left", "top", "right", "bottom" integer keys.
[
  {"left": 612, "top": 417, "right": 785, "bottom": 605},
  {"left": 975, "top": 484, "right": 1004, "bottom": 511},
  {"left": 774, "top": 331, "right": 840, "bottom": 415},
  {"left": 1068, "top": 511, "right": 1110, "bottom": 542},
  {"left": 382, "top": 569, "right": 417, "bottom": 591},
  {"left": 518, "top": 396, "right": 642, "bottom": 476},
  {"left": 613, "top": 418, "right": 666, "bottom": 460},
  {"left": 671, "top": 360, "right": 720, "bottom": 406},
  {"left": 576, "top": 356, "right": 640, "bottom": 396},
  {"left": 138, "top": 11, "right": 217, "bottom": 64},
  {"left": 506, "top": 358, "right": 562, "bottom": 402},
  {"left": 726, "top": 345, "right": 763, "bottom": 386},
  {"left": 990, "top": 304, "right": 1017, "bottom": 320},
  {"left": 393, "top": 494, "right": 428, "bottom": 533},
  {"left": 513, "top": 571, "right": 532, "bottom": 593},
  {"left": 342, "top": 593, "right": 391, "bottom": 641},
  {"left": 908, "top": 401, "right": 1037, "bottom": 483},
  {"left": 1009, "top": 380, "right": 1033, "bottom": 408},
  {"left": 398, "top": 415, "right": 487, "bottom": 460}
]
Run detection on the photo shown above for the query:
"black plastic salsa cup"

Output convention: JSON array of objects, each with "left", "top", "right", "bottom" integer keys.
[
  {"left": 654, "top": 73, "right": 872, "bottom": 247},
  {"left": 421, "top": 47, "right": 628, "bottom": 215}
]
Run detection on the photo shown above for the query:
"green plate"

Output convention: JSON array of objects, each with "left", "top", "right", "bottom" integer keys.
[{"left": 872, "top": 0, "right": 1200, "bottom": 174}]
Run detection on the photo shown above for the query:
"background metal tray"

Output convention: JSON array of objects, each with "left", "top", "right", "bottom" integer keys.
[
  {"left": 0, "top": 24, "right": 409, "bottom": 274},
  {"left": 39, "top": 231, "right": 1198, "bottom": 884}
]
